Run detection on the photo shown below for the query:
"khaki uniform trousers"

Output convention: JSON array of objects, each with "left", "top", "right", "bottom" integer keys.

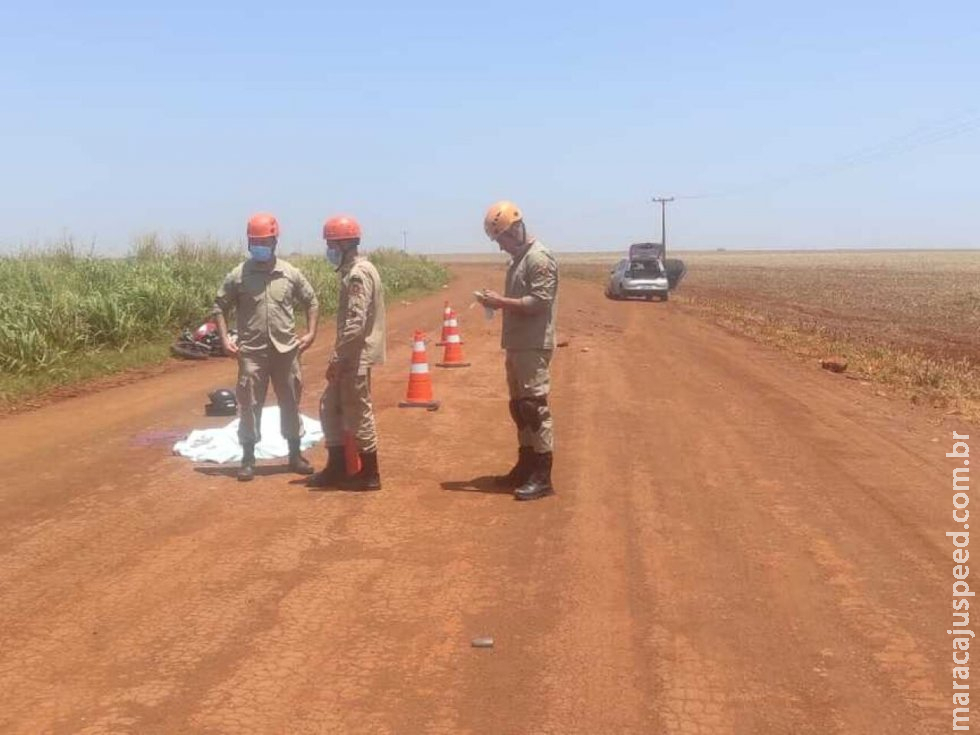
[
  {"left": 236, "top": 348, "right": 304, "bottom": 444},
  {"left": 319, "top": 367, "right": 377, "bottom": 453},
  {"left": 505, "top": 349, "right": 554, "bottom": 453}
]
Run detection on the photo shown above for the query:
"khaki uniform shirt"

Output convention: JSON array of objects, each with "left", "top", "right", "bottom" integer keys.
[
  {"left": 213, "top": 258, "right": 318, "bottom": 354},
  {"left": 502, "top": 239, "right": 558, "bottom": 350},
  {"left": 333, "top": 255, "right": 386, "bottom": 371}
]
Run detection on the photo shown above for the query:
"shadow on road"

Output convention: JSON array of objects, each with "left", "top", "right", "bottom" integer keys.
[
  {"left": 193, "top": 464, "right": 296, "bottom": 479},
  {"left": 440, "top": 475, "right": 512, "bottom": 495}
]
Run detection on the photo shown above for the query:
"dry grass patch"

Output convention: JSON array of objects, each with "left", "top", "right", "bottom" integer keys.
[{"left": 675, "top": 250, "right": 980, "bottom": 420}]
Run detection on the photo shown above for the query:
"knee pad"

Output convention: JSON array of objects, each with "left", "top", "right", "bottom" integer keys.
[{"left": 516, "top": 396, "right": 548, "bottom": 432}]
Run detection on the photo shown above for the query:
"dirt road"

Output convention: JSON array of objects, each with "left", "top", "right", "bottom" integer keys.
[{"left": 0, "top": 265, "right": 957, "bottom": 734}]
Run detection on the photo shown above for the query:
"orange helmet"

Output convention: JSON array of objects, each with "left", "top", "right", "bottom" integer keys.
[
  {"left": 247, "top": 212, "right": 279, "bottom": 239},
  {"left": 323, "top": 215, "right": 362, "bottom": 242},
  {"left": 484, "top": 200, "right": 523, "bottom": 240}
]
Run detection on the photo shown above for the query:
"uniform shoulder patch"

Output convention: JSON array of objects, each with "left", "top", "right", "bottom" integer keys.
[{"left": 529, "top": 258, "right": 554, "bottom": 280}]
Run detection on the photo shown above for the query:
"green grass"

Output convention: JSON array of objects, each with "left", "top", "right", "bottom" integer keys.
[
  {"left": 0, "top": 342, "right": 176, "bottom": 407},
  {"left": 0, "top": 238, "right": 448, "bottom": 409}
]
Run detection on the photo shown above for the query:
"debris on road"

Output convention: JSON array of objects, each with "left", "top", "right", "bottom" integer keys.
[
  {"left": 820, "top": 356, "right": 848, "bottom": 373},
  {"left": 471, "top": 636, "right": 494, "bottom": 648}
]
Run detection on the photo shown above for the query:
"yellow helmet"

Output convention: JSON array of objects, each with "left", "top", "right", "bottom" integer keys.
[{"left": 483, "top": 200, "right": 523, "bottom": 240}]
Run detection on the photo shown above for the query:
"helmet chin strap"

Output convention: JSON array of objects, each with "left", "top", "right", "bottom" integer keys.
[{"left": 502, "top": 222, "right": 527, "bottom": 253}]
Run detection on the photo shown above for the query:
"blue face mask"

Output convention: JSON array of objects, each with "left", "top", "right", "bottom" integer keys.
[
  {"left": 326, "top": 248, "right": 343, "bottom": 266},
  {"left": 249, "top": 244, "right": 274, "bottom": 263}
]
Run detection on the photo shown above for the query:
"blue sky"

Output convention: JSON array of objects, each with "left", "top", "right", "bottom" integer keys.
[{"left": 1, "top": 1, "right": 977, "bottom": 253}]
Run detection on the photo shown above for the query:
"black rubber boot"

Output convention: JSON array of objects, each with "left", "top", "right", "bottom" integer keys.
[
  {"left": 515, "top": 452, "right": 554, "bottom": 501},
  {"left": 238, "top": 442, "right": 256, "bottom": 482},
  {"left": 288, "top": 438, "right": 314, "bottom": 475},
  {"left": 340, "top": 451, "right": 381, "bottom": 491},
  {"left": 307, "top": 445, "right": 345, "bottom": 488},
  {"left": 494, "top": 446, "right": 535, "bottom": 487}
]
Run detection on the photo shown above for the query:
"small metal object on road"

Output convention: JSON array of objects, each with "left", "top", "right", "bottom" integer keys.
[{"left": 471, "top": 636, "right": 494, "bottom": 648}]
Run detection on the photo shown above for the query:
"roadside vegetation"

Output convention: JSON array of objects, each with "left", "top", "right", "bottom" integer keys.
[{"left": 0, "top": 236, "right": 448, "bottom": 409}]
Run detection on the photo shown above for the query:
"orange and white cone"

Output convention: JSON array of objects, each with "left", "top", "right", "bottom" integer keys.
[
  {"left": 436, "top": 301, "right": 452, "bottom": 346},
  {"left": 436, "top": 310, "right": 470, "bottom": 368},
  {"left": 398, "top": 330, "right": 441, "bottom": 410}
]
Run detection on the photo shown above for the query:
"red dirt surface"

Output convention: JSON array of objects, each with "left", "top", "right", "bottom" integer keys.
[{"left": 0, "top": 265, "right": 960, "bottom": 733}]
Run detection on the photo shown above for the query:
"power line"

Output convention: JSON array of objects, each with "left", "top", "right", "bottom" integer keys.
[{"left": 673, "top": 109, "right": 980, "bottom": 200}]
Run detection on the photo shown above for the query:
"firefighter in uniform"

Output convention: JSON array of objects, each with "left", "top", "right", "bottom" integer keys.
[
  {"left": 476, "top": 201, "right": 559, "bottom": 500},
  {"left": 308, "top": 215, "right": 386, "bottom": 491},
  {"left": 214, "top": 212, "right": 319, "bottom": 482}
]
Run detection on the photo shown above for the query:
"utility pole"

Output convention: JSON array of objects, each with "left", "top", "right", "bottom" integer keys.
[
  {"left": 401, "top": 230, "right": 407, "bottom": 252},
  {"left": 651, "top": 196, "right": 674, "bottom": 250}
]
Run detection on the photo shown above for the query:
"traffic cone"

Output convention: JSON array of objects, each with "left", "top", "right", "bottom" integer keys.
[
  {"left": 436, "top": 310, "right": 471, "bottom": 368},
  {"left": 344, "top": 431, "right": 362, "bottom": 475},
  {"left": 449, "top": 311, "right": 463, "bottom": 343},
  {"left": 436, "top": 301, "right": 452, "bottom": 346},
  {"left": 398, "top": 331, "right": 441, "bottom": 410}
]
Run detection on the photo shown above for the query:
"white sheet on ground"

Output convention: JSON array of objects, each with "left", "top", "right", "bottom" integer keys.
[{"left": 172, "top": 406, "right": 323, "bottom": 464}]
